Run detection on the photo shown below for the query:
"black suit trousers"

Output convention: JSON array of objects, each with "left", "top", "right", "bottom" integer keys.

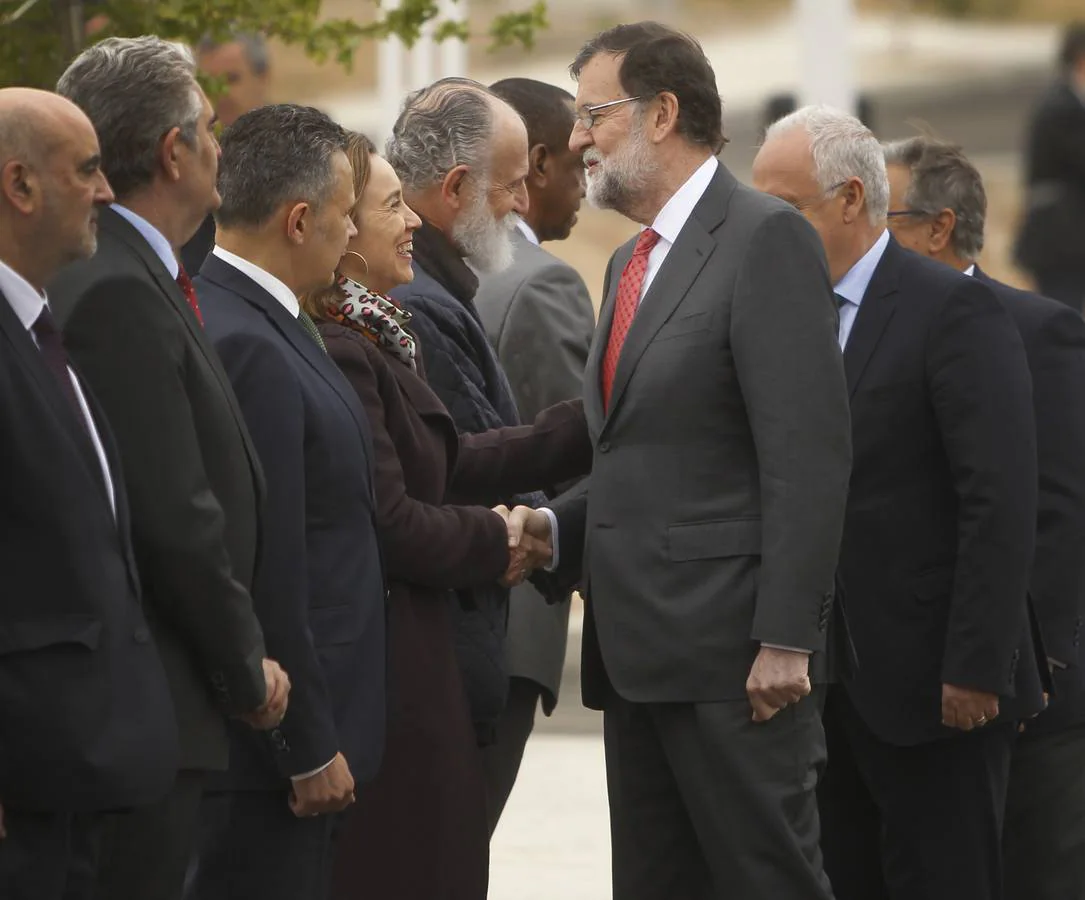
[
  {"left": 818, "top": 686, "right": 1014, "bottom": 900},
  {"left": 0, "top": 809, "right": 100, "bottom": 900},
  {"left": 603, "top": 685, "right": 832, "bottom": 900}
]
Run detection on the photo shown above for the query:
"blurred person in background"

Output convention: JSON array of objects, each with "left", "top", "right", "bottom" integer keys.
[
  {"left": 754, "top": 106, "right": 1045, "bottom": 900},
  {"left": 884, "top": 134, "right": 1085, "bottom": 900},
  {"left": 186, "top": 105, "right": 384, "bottom": 900},
  {"left": 51, "top": 36, "right": 289, "bottom": 900},
  {"left": 474, "top": 76, "right": 595, "bottom": 834},
  {"left": 308, "top": 132, "right": 589, "bottom": 900},
  {"left": 1014, "top": 22, "right": 1085, "bottom": 312},
  {"left": 0, "top": 86, "right": 177, "bottom": 900},
  {"left": 183, "top": 31, "right": 271, "bottom": 274}
]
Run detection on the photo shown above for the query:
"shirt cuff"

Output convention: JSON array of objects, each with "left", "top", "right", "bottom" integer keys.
[
  {"left": 540, "top": 508, "right": 559, "bottom": 572},
  {"left": 761, "top": 643, "right": 813, "bottom": 654},
  {"left": 290, "top": 757, "right": 335, "bottom": 781}
]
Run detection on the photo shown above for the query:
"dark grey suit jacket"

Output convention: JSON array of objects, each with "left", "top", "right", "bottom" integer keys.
[
  {"left": 475, "top": 229, "right": 596, "bottom": 711},
  {"left": 550, "top": 162, "right": 853, "bottom": 709}
]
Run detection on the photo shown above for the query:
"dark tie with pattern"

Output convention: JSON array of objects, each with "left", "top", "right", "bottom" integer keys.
[
  {"left": 601, "top": 227, "right": 661, "bottom": 411},
  {"left": 297, "top": 309, "right": 328, "bottom": 353},
  {"left": 176, "top": 264, "right": 204, "bottom": 325},
  {"left": 31, "top": 306, "right": 89, "bottom": 434}
]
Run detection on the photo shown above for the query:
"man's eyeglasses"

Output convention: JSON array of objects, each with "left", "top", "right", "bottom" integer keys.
[
  {"left": 886, "top": 209, "right": 932, "bottom": 219},
  {"left": 575, "top": 96, "right": 644, "bottom": 131}
]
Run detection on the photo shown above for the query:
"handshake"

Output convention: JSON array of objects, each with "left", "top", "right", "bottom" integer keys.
[{"left": 491, "top": 505, "right": 554, "bottom": 587}]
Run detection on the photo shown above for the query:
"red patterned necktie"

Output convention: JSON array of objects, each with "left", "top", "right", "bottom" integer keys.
[
  {"left": 601, "top": 227, "right": 660, "bottom": 411},
  {"left": 176, "top": 264, "right": 204, "bottom": 326}
]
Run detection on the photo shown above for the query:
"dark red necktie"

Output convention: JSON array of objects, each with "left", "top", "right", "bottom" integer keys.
[
  {"left": 31, "top": 306, "right": 88, "bottom": 433},
  {"left": 601, "top": 228, "right": 660, "bottom": 411},
  {"left": 176, "top": 265, "right": 204, "bottom": 326}
]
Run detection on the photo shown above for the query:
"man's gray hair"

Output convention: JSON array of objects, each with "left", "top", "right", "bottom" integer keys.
[
  {"left": 385, "top": 77, "right": 496, "bottom": 193},
  {"left": 57, "top": 36, "right": 202, "bottom": 200},
  {"left": 765, "top": 105, "right": 890, "bottom": 224},
  {"left": 197, "top": 31, "right": 270, "bottom": 76},
  {"left": 883, "top": 136, "right": 986, "bottom": 261}
]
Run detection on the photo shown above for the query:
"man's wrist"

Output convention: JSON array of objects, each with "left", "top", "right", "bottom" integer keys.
[{"left": 290, "top": 757, "right": 335, "bottom": 781}]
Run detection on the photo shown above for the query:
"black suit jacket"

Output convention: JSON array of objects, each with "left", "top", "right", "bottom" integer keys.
[
  {"left": 194, "top": 254, "right": 386, "bottom": 788},
  {"left": 48, "top": 207, "right": 268, "bottom": 772},
  {"left": 974, "top": 266, "right": 1085, "bottom": 735},
  {"left": 1015, "top": 80, "right": 1085, "bottom": 274},
  {"left": 181, "top": 214, "right": 216, "bottom": 276},
  {"left": 839, "top": 238, "right": 1045, "bottom": 746},
  {"left": 0, "top": 288, "right": 177, "bottom": 811}
]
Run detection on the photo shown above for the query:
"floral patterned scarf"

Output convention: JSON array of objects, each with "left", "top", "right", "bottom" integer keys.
[{"left": 329, "top": 275, "right": 417, "bottom": 370}]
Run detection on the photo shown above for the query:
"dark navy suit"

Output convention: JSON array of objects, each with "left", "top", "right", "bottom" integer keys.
[{"left": 186, "top": 253, "right": 385, "bottom": 900}]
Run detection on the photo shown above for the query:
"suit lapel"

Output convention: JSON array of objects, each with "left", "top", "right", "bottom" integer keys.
[
  {"left": 104, "top": 211, "right": 268, "bottom": 504},
  {"left": 601, "top": 164, "right": 733, "bottom": 424},
  {"left": 843, "top": 238, "right": 903, "bottom": 397}
]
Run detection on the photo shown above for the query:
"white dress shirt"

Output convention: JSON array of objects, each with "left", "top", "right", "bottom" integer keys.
[
  {"left": 211, "top": 245, "right": 301, "bottom": 319},
  {"left": 210, "top": 245, "right": 331, "bottom": 780},
  {"left": 515, "top": 217, "right": 540, "bottom": 247},
  {"left": 835, "top": 229, "right": 890, "bottom": 350},
  {"left": 112, "top": 204, "right": 179, "bottom": 278},
  {"left": 963, "top": 263, "right": 976, "bottom": 277},
  {"left": 0, "top": 258, "right": 116, "bottom": 517}
]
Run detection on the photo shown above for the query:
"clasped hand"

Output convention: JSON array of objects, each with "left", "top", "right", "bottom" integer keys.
[
  {"left": 239, "top": 658, "right": 291, "bottom": 730},
  {"left": 491, "top": 505, "right": 553, "bottom": 586}
]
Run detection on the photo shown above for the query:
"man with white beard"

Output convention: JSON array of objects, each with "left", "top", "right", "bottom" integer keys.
[{"left": 384, "top": 77, "right": 548, "bottom": 746}]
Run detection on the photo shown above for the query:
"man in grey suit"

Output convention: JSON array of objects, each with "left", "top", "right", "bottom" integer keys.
[
  {"left": 506, "top": 23, "right": 852, "bottom": 900},
  {"left": 475, "top": 77, "right": 594, "bottom": 833}
]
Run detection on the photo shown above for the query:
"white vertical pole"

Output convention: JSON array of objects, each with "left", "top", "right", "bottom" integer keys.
[
  {"left": 438, "top": 0, "right": 469, "bottom": 78},
  {"left": 411, "top": 19, "right": 435, "bottom": 90},
  {"left": 377, "top": 0, "right": 405, "bottom": 142},
  {"left": 795, "top": 0, "right": 857, "bottom": 114}
]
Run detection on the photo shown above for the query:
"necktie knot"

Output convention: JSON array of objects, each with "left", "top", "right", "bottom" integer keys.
[
  {"left": 634, "top": 228, "right": 661, "bottom": 257},
  {"left": 31, "top": 305, "right": 59, "bottom": 339}
]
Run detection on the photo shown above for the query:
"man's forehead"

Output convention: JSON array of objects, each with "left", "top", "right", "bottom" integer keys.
[{"left": 573, "top": 53, "right": 625, "bottom": 105}]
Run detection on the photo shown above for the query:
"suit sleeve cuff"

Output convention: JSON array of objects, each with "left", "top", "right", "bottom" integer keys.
[
  {"left": 290, "top": 757, "right": 336, "bottom": 781},
  {"left": 541, "top": 507, "right": 559, "bottom": 572},
  {"left": 761, "top": 643, "right": 813, "bottom": 654}
]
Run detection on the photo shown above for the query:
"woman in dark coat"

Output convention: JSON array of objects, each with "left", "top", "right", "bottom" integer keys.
[{"left": 304, "top": 134, "right": 590, "bottom": 900}]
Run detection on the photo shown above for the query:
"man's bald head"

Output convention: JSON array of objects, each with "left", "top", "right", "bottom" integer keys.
[{"left": 0, "top": 87, "right": 113, "bottom": 289}]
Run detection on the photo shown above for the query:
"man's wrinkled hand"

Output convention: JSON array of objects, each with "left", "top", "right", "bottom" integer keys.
[
  {"left": 747, "top": 646, "right": 812, "bottom": 722},
  {"left": 240, "top": 659, "right": 290, "bottom": 730},
  {"left": 289, "top": 752, "right": 355, "bottom": 818},
  {"left": 941, "top": 684, "right": 999, "bottom": 731}
]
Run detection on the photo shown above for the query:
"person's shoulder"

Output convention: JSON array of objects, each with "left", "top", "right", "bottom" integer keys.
[{"left": 320, "top": 320, "right": 385, "bottom": 367}]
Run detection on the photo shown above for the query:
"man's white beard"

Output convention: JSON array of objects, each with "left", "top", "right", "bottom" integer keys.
[
  {"left": 584, "top": 121, "right": 658, "bottom": 216},
  {"left": 453, "top": 189, "right": 516, "bottom": 274}
]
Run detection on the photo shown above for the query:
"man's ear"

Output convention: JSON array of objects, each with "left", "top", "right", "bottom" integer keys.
[
  {"left": 159, "top": 126, "right": 184, "bottom": 184},
  {"left": 286, "top": 202, "right": 310, "bottom": 245},
  {"left": 927, "top": 208, "right": 957, "bottom": 257},
  {"left": 1, "top": 160, "right": 37, "bottom": 214},
  {"left": 440, "top": 164, "right": 472, "bottom": 212},
  {"left": 528, "top": 143, "right": 549, "bottom": 187},
  {"left": 839, "top": 177, "right": 867, "bottom": 226},
  {"left": 649, "top": 92, "right": 681, "bottom": 143}
]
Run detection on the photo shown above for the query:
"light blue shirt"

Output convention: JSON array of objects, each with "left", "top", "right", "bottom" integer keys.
[
  {"left": 110, "top": 204, "right": 179, "bottom": 279},
  {"left": 835, "top": 228, "right": 890, "bottom": 350}
]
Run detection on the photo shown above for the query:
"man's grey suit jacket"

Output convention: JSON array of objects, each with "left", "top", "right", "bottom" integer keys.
[
  {"left": 551, "top": 162, "right": 853, "bottom": 709},
  {"left": 475, "top": 229, "right": 596, "bottom": 712}
]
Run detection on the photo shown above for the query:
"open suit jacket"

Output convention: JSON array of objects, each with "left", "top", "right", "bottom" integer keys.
[
  {"left": 475, "top": 229, "right": 596, "bottom": 711},
  {"left": 0, "top": 289, "right": 177, "bottom": 811},
  {"left": 49, "top": 207, "right": 268, "bottom": 771},
  {"left": 974, "top": 265, "right": 1085, "bottom": 736},
  {"left": 549, "top": 163, "right": 853, "bottom": 709},
  {"left": 194, "top": 254, "right": 386, "bottom": 788},
  {"left": 837, "top": 239, "right": 1046, "bottom": 747}
]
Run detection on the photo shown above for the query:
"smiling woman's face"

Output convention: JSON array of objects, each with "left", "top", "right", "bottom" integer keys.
[{"left": 342, "top": 153, "right": 422, "bottom": 295}]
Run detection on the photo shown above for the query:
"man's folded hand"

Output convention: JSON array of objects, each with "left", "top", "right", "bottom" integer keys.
[
  {"left": 289, "top": 752, "right": 355, "bottom": 818},
  {"left": 239, "top": 658, "right": 290, "bottom": 730}
]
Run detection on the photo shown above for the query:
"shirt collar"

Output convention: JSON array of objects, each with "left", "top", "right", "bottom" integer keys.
[
  {"left": 515, "top": 217, "right": 540, "bottom": 246},
  {"left": 834, "top": 228, "right": 891, "bottom": 308},
  {"left": 0, "top": 256, "right": 47, "bottom": 330},
  {"left": 110, "top": 203, "right": 179, "bottom": 279},
  {"left": 211, "top": 245, "right": 300, "bottom": 318},
  {"left": 963, "top": 263, "right": 976, "bottom": 277},
  {"left": 648, "top": 156, "right": 719, "bottom": 245}
]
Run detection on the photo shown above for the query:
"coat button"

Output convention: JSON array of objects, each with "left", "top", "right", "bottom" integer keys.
[
  {"left": 270, "top": 728, "right": 288, "bottom": 751},
  {"left": 599, "top": 441, "right": 611, "bottom": 453}
]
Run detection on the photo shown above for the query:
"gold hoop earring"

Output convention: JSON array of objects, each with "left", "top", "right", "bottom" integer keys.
[{"left": 343, "top": 250, "right": 369, "bottom": 275}]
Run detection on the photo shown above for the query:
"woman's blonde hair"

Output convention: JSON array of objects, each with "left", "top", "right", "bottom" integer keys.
[{"left": 299, "top": 130, "right": 378, "bottom": 319}]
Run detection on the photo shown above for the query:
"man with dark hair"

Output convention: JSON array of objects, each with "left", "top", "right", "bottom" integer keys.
[
  {"left": 508, "top": 22, "right": 852, "bottom": 899},
  {"left": 183, "top": 32, "right": 271, "bottom": 275},
  {"left": 0, "top": 86, "right": 178, "bottom": 900},
  {"left": 51, "top": 37, "right": 289, "bottom": 900},
  {"left": 1015, "top": 21, "right": 1085, "bottom": 310},
  {"left": 475, "top": 77, "right": 593, "bottom": 833},
  {"left": 186, "top": 104, "right": 385, "bottom": 900},
  {"left": 885, "top": 134, "right": 1085, "bottom": 900}
]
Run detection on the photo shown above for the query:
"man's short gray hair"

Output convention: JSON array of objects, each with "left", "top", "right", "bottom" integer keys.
[
  {"left": 197, "top": 31, "right": 270, "bottom": 76},
  {"left": 765, "top": 105, "right": 890, "bottom": 224},
  {"left": 385, "top": 77, "right": 496, "bottom": 193},
  {"left": 57, "top": 36, "right": 202, "bottom": 200},
  {"left": 883, "top": 136, "right": 986, "bottom": 261}
]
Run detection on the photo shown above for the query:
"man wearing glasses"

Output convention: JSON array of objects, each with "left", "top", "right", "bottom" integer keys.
[{"left": 509, "top": 22, "right": 852, "bottom": 900}]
